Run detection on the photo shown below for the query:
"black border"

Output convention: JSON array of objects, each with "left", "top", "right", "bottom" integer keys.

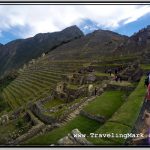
[{"left": 0, "top": 1, "right": 150, "bottom": 148}]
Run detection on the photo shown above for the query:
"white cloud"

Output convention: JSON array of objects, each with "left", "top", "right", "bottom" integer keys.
[{"left": 0, "top": 5, "right": 150, "bottom": 39}]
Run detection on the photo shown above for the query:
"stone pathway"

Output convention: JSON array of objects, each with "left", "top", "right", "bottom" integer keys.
[{"left": 60, "top": 96, "right": 96, "bottom": 126}]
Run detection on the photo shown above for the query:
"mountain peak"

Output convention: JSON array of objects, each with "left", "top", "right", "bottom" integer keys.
[{"left": 62, "top": 25, "right": 84, "bottom": 37}]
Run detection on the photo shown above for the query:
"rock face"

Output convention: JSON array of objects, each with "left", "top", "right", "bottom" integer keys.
[
  {"left": 0, "top": 25, "right": 84, "bottom": 77},
  {"left": 47, "top": 29, "right": 127, "bottom": 61},
  {"left": 57, "top": 129, "right": 92, "bottom": 145},
  {"left": 114, "top": 25, "right": 150, "bottom": 56}
]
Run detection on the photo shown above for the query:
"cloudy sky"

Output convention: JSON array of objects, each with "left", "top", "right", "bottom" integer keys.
[{"left": 0, "top": 5, "right": 150, "bottom": 44}]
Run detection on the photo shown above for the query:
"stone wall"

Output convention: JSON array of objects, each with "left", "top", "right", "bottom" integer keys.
[
  {"left": 29, "top": 103, "right": 56, "bottom": 124},
  {"left": 9, "top": 123, "right": 45, "bottom": 145},
  {"left": 106, "top": 84, "right": 135, "bottom": 92},
  {"left": 80, "top": 110, "right": 106, "bottom": 123},
  {"left": 0, "top": 114, "right": 9, "bottom": 125},
  {"left": 57, "top": 129, "right": 92, "bottom": 145},
  {"left": 58, "top": 97, "right": 89, "bottom": 122}
]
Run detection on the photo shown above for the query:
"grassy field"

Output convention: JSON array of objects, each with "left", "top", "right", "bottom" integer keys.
[
  {"left": 25, "top": 115, "right": 102, "bottom": 145},
  {"left": 88, "top": 76, "right": 146, "bottom": 145},
  {"left": 95, "top": 72, "right": 110, "bottom": 77},
  {"left": 43, "top": 99, "right": 64, "bottom": 109},
  {"left": 109, "top": 76, "right": 146, "bottom": 127},
  {"left": 83, "top": 91, "right": 126, "bottom": 119},
  {"left": 88, "top": 122, "right": 131, "bottom": 145},
  {"left": 140, "top": 64, "right": 150, "bottom": 70},
  {"left": 109, "top": 81, "right": 133, "bottom": 87}
]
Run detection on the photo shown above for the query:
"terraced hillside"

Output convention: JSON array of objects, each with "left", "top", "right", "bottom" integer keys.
[
  {"left": 1, "top": 22, "right": 150, "bottom": 146},
  {"left": 25, "top": 80, "right": 137, "bottom": 145},
  {"left": 2, "top": 56, "right": 86, "bottom": 109}
]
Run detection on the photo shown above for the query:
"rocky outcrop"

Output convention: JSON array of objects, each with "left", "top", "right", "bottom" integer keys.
[
  {"left": 0, "top": 25, "right": 84, "bottom": 77},
  {"left": 57, "top": 129, "right": 92, "bottom": 145}
]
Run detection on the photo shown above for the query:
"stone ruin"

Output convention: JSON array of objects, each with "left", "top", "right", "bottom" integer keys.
[
  {"left": 57, "top": 129, "right": 92, "bottom": 145},
  {"left": 65, "top": 66, "right": 96, "bottom": 85},
  {"left": 0, "top": 114, "right": 9, "bottom": 125}
]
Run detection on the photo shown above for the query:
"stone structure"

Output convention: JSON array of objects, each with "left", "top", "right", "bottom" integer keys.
[
  {"left": 0, "top": 114, "right": 9, "bottom": 125},
  {"left": 29, "top": 103, "right": 56, "bottom": 124},
  {"left": 57, "top": 129, "right": 92, "bottom": 145},
  {"left": 8, "top": 110, "right": 51, "bottom": 145},
  {"left": 80, "top": 110, "right": 106, "bottom": 123}
]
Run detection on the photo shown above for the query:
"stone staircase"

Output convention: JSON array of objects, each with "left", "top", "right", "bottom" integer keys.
[
  {"left": 59, "top": 81, "right": 108, "bottom": 126},
  {"left": 60, "top": 96, "right": 96, "bottom": 126}
]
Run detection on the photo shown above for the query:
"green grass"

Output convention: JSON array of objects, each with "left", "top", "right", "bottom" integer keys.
[
  {"left": 25, "top": 115, "right": 102, "bottom": 145},
  {"left": 109, "top": 76, "right": 145, "bottom": 127},
  {"left": 95, "top": 72, "right": 109, "bottom": 77},
  {"left": 109, "top": 81, "right": 133, "bottom": 87},
  {"left": 87, "top": 76, "right": 145, "bottom": 145},
  {"left": 43, "top": 99, "right": 64, "bottom": 109},
  {"left": 46, "top": 97, "right": 84, "bottom": 119},
  {"left": 83, "top": 91, "right": 126, "bottom": 119},
  {"left": 2, "top": 61, "right": 84, "bottom": 109},
  {"left": 140, "top": 64, "right": 150, "bottom": 70},
  {"left": 88, "top": 122, "right": 131, "bottom": 145},
  {"left": 67, "top": 84, "right": 79, "bottom": 90},
  {"left": 0, "top": 117, "right": 31, "bottom": 144}
]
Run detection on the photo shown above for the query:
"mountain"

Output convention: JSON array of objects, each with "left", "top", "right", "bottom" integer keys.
[
  {"left": 114, "top": 25, "right": 150, "bottom": 56},
  {"left": 46, "top": 25, "right": 150, "bottom": 61},
  {"left": 0, "top": 25, "right": 84, "bottom": 77},
  {"left": 47, "top": 29, "right": 128, "bottom": 61},
  {"left": 1, "top": 24, "right": 150, "bottom": 77}
]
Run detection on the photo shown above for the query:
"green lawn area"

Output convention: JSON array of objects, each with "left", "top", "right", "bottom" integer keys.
[
  {"left": 109, "top": 81, "right": 133, "bottom": 87},
  {"left": 87, "top": 76, "right": 145, "bottom": 145},
  {"left": 95, "top": 72, "right": 109, "bottom": 77},
  {"left": 43, "top": 99, "right": 64, "bottom": 109},
  {"left": 24, "top": 115, "right": 102, "bottom": 145},
  {"left": 88, "top": 122, "right": 131, "bottom": 145},
  {"left": 67, "top": 84, "right": 79, "bottom": 90},
  {"left": 140, "top": 64, "right": 150, "bottom": 70},
  {"left": 109, "top": 76, "right": 146, "bottom": 127},
  {"left": 83, "top": 91, "right": 126, "bottom": 119}
]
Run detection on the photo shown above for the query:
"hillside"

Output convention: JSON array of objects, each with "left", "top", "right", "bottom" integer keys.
[
  {"left": 47, "top": 29, "right": 128, "bottom": 61},
  {"left": 0, "top": 24, "right": 150, "bottom": 146},
  {"left": 0, "top": 25, "right": 84, "bottom": 77}
]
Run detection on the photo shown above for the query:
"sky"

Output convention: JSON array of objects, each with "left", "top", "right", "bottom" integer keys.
[{"left": 0, "top": 5, "right": 150, "bottom": 44}]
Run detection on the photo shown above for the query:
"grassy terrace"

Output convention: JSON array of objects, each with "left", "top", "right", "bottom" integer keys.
[
  {"left": 95, "top": 72, "right": 109, "bottom": 77},
  {"left": 2, "top": 61, "right": 85, "bottom": 109},
  {"left": 43, "top": 96, "right": 84, "bottom": 118},
  {"left": 43, "top": 99, "right": 64, "bottom": 109},
  {"left": 140, "top": 64, "right": 150, "bottom": 71},
  {"left": 83, "top": 91, "right": 126, "bottom": 119},
  {"left": 25, "top": 115, "right": 101, "bottom": 145},
  {"left": 88, "top": 76, "right": 146, "bottom": 145},
  {"left": 109, "top": 81, "right": 133, "bottom": 87}
]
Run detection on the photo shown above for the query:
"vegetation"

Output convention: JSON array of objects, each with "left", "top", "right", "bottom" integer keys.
[
  {"left": 88, "top": 76, "right": 145, "bottom": 145},
  {"left": 83, "top": 91, "right": 126, "bottom": 119},
  {"left": 2, "top": 61, "right": 84, "bottom": 109},
  {"left": 109, "top": 76, "right": 145, "bottom": 127},
  {"left": 109, "top": 81, "right": 133, "bottom": 87},
  {"left": 25, "top": 115, "right": 102, "bottom": 145},
  {"left": 88, "top": 122, "right": 131, "bottom": 145},
  {"left": 43, "top": 99, "right": 64, "bottom": 109}
]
